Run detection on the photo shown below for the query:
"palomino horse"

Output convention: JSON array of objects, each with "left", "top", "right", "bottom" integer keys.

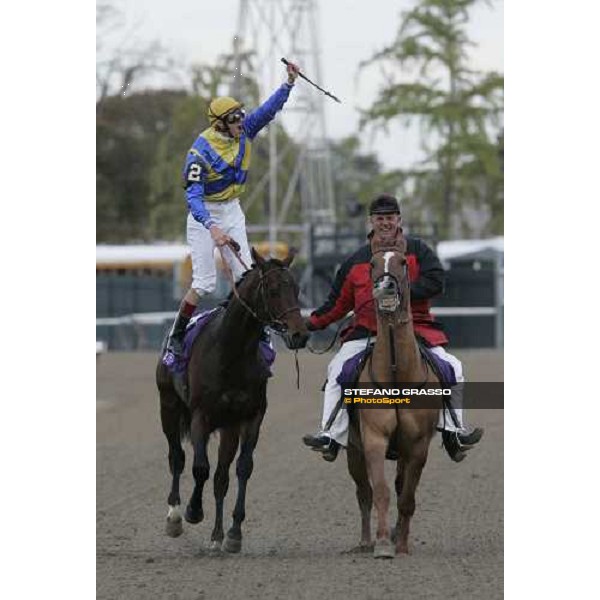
[
  {"left": 156, "top": 247, "right": 308, "bottom": 552},
  {"left": 347, "top": 234, "right": 440, "bottom": 558}
]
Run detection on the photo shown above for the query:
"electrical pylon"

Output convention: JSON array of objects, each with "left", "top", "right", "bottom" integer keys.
[{"left": 232, "top": 0, "right": 336, "bottom": 254}]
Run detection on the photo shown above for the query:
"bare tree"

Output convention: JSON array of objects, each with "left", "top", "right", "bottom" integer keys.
[{"left": 96, "top": 2, "right": 175, "bottom": 110}]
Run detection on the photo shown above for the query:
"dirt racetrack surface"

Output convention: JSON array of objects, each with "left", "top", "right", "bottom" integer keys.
[{"left": 97, "top": 349, "right": 503, "bottom": 600}]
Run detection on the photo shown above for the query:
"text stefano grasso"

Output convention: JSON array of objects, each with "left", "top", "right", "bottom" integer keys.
[{"left": 343, "top": 388, "right": 452, "bottom": 396}]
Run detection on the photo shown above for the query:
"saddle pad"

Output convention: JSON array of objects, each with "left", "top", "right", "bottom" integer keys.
[
  {"left": 336, "top": 345, "right": 457, "bottom": 387},
  {"left": 167, "top": 308, "right": 222, "bottom": 375},
  {"left": 167, "top": 307, "right": 276, "bottom": 377},
  {"left": 421, "top": 347, "right": 457, "bottom": 387},
  {"left": 336, "top": 347, "right": 371, "bottom": 387}
]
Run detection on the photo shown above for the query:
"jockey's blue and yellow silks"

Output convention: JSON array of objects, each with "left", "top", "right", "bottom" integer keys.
[{"left": 183, "top": 83, "right": 294, "bottom": 228}]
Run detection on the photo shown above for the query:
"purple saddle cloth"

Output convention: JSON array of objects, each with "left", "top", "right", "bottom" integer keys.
[
  {"left": 336, "top": 346, "right": 457, "bottom": 386},
  {"left": 337, "top": 350, "right": 369, "bottom": 386},
  {"left": 166, "top": 308, "right": 276, "bottom": 377}
]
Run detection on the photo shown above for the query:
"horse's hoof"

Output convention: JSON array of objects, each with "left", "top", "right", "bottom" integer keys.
[
  {"left": 208, "top": 540, "right": 222, "bottom": 554},
  {"left": 223, "top": 534, "right": 242, "bottom": 554},
  {"left": 165, "top": 518, "right": 183, "bottom": 538},
  {"left": 373, "top": 539, "right": 395, "bottom": 559},
  {"left": 396, "top": 544, "right": 410, "bottom": 555},
  {"left": 184, "top": 505, "right": 203, "bottom": 525},
  {"left": 165, "top": 506, "right": 183, "bottom": 537}
]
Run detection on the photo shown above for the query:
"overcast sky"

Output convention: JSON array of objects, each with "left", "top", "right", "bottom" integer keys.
[{"left": 106, "top": 0, "right": 503, "bottom": 170}]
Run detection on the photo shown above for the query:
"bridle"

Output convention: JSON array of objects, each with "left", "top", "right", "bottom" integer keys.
[
  {"left": 218, "top": 245, "right": 299, "bottom": 333},
  {"left": 371, "top": 248, "right": 411, "bottom": 325},
  {"left": 253, "top": 266, "right": 301, "bottom": 333},
  {"left": 368, "top": 247, "right": 428, "bottom": 389}
]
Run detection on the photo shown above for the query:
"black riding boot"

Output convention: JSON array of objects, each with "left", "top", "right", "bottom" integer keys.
[
  {"left": 164, "top": 312, "right": 192, "bottom": 361},
  {"left": 442, "top": 427, "right": 484, "bottom": 462}
]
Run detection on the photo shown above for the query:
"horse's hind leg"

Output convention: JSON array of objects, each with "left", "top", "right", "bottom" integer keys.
[
  {"left": 346, "top": 423, "right": 373, "bottom": 552},
  {"left": 224, "top": 405, "right": 266, "bottom": 553},
  {"left": 209, "top": 427, "right": 239, "bottom": 551},
  {"left": 395, "top": 436, "right": 430, "bottom": 555},
  {"left": 392, "top": 459, "right": 405, "bottom": 544},
  {"left": 159, "top": 387, "right": 188, "bottom": 538},
  {"left": 185, "top": 410, "right": 210, "bottom": 525}
]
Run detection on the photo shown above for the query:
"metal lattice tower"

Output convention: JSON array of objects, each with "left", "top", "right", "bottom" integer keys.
[{"left": 232, "top": 0, "right": 336, "bottom": 252}]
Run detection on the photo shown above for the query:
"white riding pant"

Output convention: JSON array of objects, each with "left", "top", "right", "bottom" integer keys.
[
  {"left": 320, "top": 340, "right": 467, "bottom": 447},
  {"left": 187, "top": 198, "right": 252, "bottom": 295}
]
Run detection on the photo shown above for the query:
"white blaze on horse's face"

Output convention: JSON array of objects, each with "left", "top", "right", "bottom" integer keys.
[
  {"left": 373, "top": 251, "right": 400, "bottom": 312},
  {"left": 383, "top": 251, "right": 393, "bottom": 283}
]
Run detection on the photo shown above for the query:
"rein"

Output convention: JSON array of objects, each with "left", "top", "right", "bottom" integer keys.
[{"left": 306, "top": 296, "right": 376, "bottom": 355}]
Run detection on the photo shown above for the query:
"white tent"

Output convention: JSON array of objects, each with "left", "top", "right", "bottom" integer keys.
[{"left": 436, "top": 237, "right": 503, "bottom": 262}]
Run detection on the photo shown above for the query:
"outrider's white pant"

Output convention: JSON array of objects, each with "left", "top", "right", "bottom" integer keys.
[
  {"left": 320, "top": 339, "right": 467, "bottom": 447},
  {"left": 187, "top": 198, "right": 252, "bottom": 294}
]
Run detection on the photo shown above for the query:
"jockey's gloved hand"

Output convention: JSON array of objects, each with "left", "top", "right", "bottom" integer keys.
[
  {"left": 209, "top": 225, "right": 230, "bottom": 247},
  {"left": 286, "top": 62, "right": 300, "bottom": 84}
]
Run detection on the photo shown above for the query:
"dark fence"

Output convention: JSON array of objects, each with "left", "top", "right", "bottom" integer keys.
[
  {"left": 96, "top": 243, "right": 502, "bottom": 351},
  {"left": 434, "top": 254, "right": 502, "bottom": 348}
]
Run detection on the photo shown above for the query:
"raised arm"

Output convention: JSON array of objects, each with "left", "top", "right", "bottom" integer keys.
[{"left": 243, "top": 62, "right": 300, "bottom": 139}]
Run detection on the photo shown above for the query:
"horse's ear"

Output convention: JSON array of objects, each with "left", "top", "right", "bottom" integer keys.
[
  {"left": 282, "top": 246, "right": 297, "bottom": 268},
  {"left": 251, "top": 246, "right": 266, "bottom": 268}
]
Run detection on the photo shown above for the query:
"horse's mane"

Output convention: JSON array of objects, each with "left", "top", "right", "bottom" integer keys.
[{"left": 224, "top": 268, "right": 254, "bottom": 303}]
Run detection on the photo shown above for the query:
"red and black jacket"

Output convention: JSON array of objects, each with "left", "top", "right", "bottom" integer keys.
[{"left": 308, "top": 236, "right": 449, "bottom": 347}]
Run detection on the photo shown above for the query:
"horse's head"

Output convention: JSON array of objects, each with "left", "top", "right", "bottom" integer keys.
[
  {"left": 370, "top": 235, "right": 409, "bottom": 314},
  {"left": 248, "top": 247, "right": 309, "bottom": 350}
]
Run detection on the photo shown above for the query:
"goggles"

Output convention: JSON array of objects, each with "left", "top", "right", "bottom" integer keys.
[{"left": 224, "top": 109, "right": 246, "bottom": 124}]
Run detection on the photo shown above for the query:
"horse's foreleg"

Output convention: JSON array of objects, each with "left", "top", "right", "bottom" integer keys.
[
  {"left": 224, "top": 409, "right": 265, "bottom": 553},
  {"left": 396, "top": 437, "right": 429, "bottom": 555},
  {"left": 165, "top": 432, "right": 186, "bottom": 537},
  {"left": 185, "top": 410, "right": 210, "bottom": 525},
  {"left": 362, "top": 426, "right": 394, "bottom": 559},
  {"left": 347, "top": 426, "right": 373, "bottom": 551},
  {"left": 210, "top": 427, "right": 239, "bottom": 551},
  {"left": 160, "top": 389, "right": 187, "bottom": 537}
]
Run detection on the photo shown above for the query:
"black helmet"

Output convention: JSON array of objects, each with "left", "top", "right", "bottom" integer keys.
[{"left": 368, "top": 194, "right": 400, "bottom": 215}]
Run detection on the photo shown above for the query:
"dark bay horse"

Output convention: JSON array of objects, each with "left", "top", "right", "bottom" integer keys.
[
  {"left": 347, "top": 234, "right": 440, "bottom": 558},
  {"left": 156, "top": 247, "right": 308, "bottom": 552}
]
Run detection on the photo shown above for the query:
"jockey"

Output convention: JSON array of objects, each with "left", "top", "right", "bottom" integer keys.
[
  {"left": 162, "top": 61, "right": 301, "bottom": 366},
  {"left": 302, "top": 194, "right": 484, "bottom": 462}
]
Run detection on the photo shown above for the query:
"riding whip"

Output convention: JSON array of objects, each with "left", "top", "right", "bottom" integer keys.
[{"left": 281, "top": 58, "right": 341, "bottom": 103}]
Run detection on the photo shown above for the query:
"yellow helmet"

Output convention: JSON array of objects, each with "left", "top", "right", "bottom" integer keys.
[{"left": 208, "top": 96, "right": 243, "bottom": 125}]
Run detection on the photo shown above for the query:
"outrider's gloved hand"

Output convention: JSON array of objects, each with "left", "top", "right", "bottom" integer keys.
[{"left": 304, "top": 317, "right": 316, "bottom": 332}]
